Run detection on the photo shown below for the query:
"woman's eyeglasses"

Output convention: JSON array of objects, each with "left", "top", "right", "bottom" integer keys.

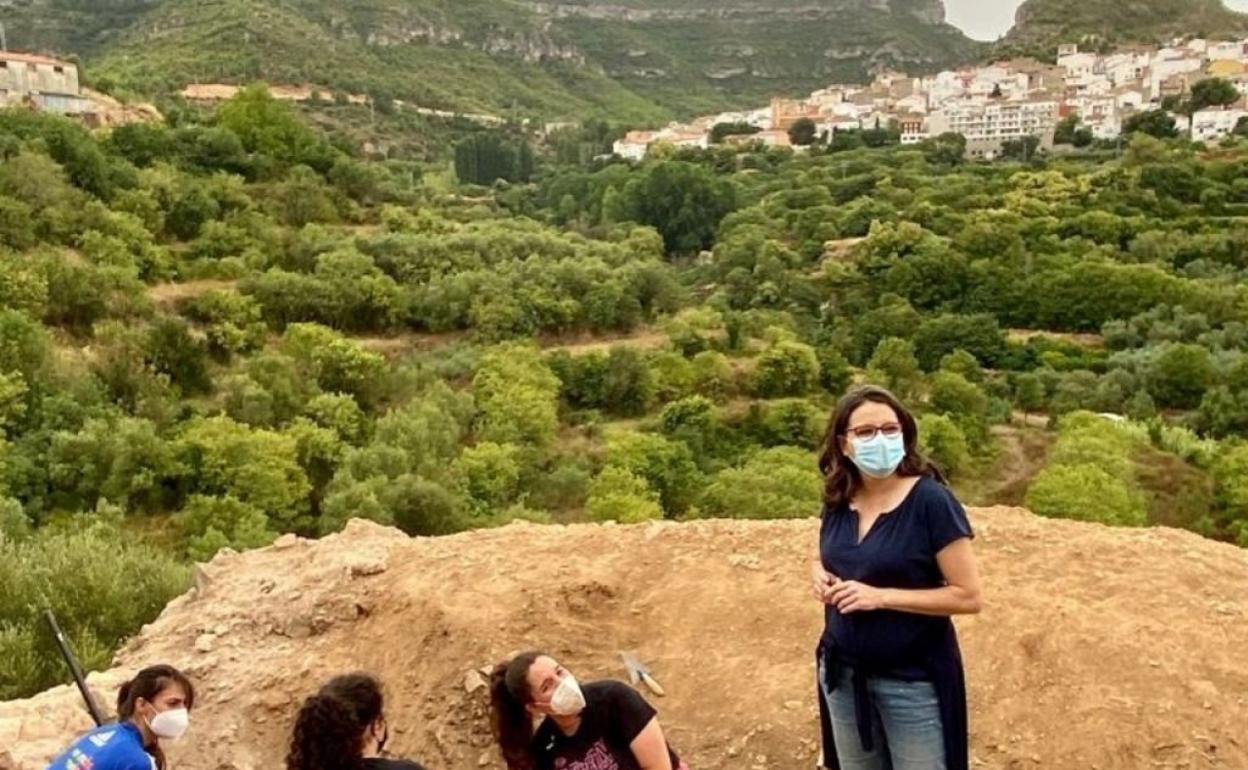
[{"left": 845, "top": 423, "right": 902, "bottom": 441}]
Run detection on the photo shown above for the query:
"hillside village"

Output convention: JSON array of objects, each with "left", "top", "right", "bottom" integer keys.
[
  {"left": 8, "top": 35, "right": 1248, "bottom": 163},
  {"left": 616, "top": 37, "right": 1248, "bottom": 161}
]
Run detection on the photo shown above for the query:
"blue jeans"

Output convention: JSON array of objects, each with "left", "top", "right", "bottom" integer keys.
[{"left": 819, "top": 662, "right": 945, "bottom": 770}]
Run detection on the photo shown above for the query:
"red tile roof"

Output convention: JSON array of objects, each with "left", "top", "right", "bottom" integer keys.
[{"left": 0, "top": 51, "right": 72, "bottom": 67}]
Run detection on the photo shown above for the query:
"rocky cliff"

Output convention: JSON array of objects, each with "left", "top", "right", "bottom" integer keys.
[
  {"left": 0, "top": 0, "right": 981, "bottom": 119},
  {"left": 1005, "top": 0, "right": 1248, "bottom": 49}
]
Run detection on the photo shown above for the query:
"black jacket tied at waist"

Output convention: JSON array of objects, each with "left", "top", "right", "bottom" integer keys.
[{"left": 815, "top": 622, "right": 969, "bottom": 770}]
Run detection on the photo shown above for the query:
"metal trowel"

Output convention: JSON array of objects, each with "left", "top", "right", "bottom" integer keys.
[{"left": 620, "top": 651, "right": 666, "bottom": 696}]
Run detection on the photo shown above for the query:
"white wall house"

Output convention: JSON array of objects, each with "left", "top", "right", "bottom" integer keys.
[
  {"left": 613, "top": 131, "right": 655, "bottom": 161},
  {"left": 1057, "top": 52, "right": 1098, "bottom": 78},
  {"left": 0, "top": 51, "right": 90, "bottom": 114},
  {"left": 1192, "top": 108, "right": 1248, "bottom": 142},
  {"left": 1206, "top": 40, "right": 1247, "bottom": 62}
]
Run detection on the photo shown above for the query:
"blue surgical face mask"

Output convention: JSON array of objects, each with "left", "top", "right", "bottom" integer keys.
[{"left": 848, "top": 433, "right": 906, "bottom": 479}]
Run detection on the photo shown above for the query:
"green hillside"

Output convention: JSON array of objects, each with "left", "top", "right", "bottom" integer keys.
[
  {"left": 1004, "top": 0, "right": 1248, "bottom": 52},
  {"left": 3, "top": 75, "right": 1248, "bottom": 701},
  {"left": 552, "top": 3, "right": 979, "bottom": 115},
  {"left": 2, "top": 0, "right": 982, "bottom": 120}
]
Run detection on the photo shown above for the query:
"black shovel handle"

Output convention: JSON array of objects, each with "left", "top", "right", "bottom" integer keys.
[{"left": 45, "top": 610, "right": 105, "bottom": 726}]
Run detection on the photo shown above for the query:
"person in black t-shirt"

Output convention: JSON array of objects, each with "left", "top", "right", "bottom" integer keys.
[
  {"left": 489, "top": 651, "right": 688, "bottom": 770},
  {"left": 287, "top": 672, "right": 429, "bottom": 770}
]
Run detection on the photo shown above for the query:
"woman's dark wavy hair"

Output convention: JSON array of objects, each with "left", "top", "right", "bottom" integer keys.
[
  {"left": 286, "top": 673, "right": 385, "bottom": 770},
  {"left": 817, "top": 385, "right": 945, "bottom": 509},
  {"left": 117, "top": 665, "right": 196, "bottom": 770},
  {"left": 489, "top": 651, "right": 544, "bottom": 770}
]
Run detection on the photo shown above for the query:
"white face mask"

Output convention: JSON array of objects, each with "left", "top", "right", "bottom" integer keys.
[
  {"left": 548, "top": 674, "right": 587, "bottom": 716},
  {"left": 148, "top": 707, "right": 190, "bottom": 740}
]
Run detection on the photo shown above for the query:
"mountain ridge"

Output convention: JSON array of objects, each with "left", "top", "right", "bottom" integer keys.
[
  {"left": 1, "top": 0, "right": 981, "bottom": 120},
  {"left": 1004, "top": 0, "right": 1248, "bottom": 51}
]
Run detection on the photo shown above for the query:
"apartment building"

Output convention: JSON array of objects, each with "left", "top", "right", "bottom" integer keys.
[{"left": 928, "top": 99, "right": 1059, "bottom": 159}]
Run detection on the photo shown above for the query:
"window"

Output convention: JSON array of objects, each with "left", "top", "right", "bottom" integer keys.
[{"left": 54, "top": 65, "right": 64, "bottom": 74}]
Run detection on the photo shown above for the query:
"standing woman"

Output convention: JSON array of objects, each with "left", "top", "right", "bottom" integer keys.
[
  {"left": 46, "top": 665, "right": 195, "bottom": 770},
  {"left": 489, "top": 651, "right": 686, "bottom": 770},
  {"left": 287, "top": 673, "right": 427, "bottom": 770},
  {"left": 812, "top": 386, "right": 982, "bottom": 770}
]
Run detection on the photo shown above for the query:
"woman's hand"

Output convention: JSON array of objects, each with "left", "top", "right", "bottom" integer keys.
[
  {"left": 811, "top": 561, "right": 837, "bottom": 603},
  {"left": 827, "top": 580, "right": 889, "bottom": 613}
]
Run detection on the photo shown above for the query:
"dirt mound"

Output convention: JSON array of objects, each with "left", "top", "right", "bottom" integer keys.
[
  {"left": 77, "top": 88, "right": 163, "bottom": 128},
  {"left": 3, "top": 509, "right": 1247, "bottom": 770}
]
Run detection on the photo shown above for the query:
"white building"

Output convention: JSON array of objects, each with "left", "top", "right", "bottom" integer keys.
[
  {"left": 1191, "top": 107, "right": 1248, "bottom": 142},
  {"left": 1067, "top": 94, "right": 1117, "bottom": 122},
  {"left": 1103, "top": 53, "right": 1150, "bottom": 86},
  {"left": 662, "top": 130, "right": 710, "bottom": 151},
  {"left": 709, "top": 110, "right": 771, "bottom": 130},
  {"left": 613, "top": 130, "right": 656, "bottom": 161},
  {"left": 818, "top": 115, "right": 864, "bottom": 138},
  {"left": 924, "top": 70, "right": 970, "bottom": 106},
  {"left": 928, "top": 98, "right": 1060, "bottom": 159},
  {"left": 895, "top": 93, "right": 928, "bottom": 115},
  {"left": 1115, "top": 88, "right": 1146, "bottom": 111},
  {"left": 1206, "top": 40, "right": 1247, "bottom": 62},
  {"left": 0, "top": 51, "right": 90, "bottom": 114},
  {"left": 1150, "top": 53, "right": 1204, "bottom": 95},
  {"left": 809, "top": 87, "right": 851, "bottom": 111},
  {"left": 612, "top": 124, "right": 709, "bottom": 160},
  {"left": 1057, "top": 51, "right": 1099, "bottom": 79},
  {"left": 1184, "top": 39, "right": 1211, "bottom": 56},
  {"left": 898, "top": 114, "right": 930, "bottom": 145},
  {"left": 1085, "top": 113, "right": 1123, "bottom": 141}
]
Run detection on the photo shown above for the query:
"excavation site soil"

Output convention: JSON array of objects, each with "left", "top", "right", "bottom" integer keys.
[{"left": 3, "top": 508, "right": 1247, "bottom": 770}]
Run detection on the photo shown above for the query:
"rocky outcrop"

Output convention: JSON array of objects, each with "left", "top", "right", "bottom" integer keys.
[{"left": 521, "top": 0, "right": 949, "bottom": 24}]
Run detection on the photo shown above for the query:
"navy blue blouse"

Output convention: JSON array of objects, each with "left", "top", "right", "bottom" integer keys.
[
  {"left": 819, "top": 475, "right": 974, "bottom": 675},
  {"left": 815, "top": 475, "right": 974, "bottom": 770}
]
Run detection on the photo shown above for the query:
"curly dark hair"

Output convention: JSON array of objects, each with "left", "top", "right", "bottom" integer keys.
[{"left": 286, "top": 673, "right": 384, "bottom": 770}]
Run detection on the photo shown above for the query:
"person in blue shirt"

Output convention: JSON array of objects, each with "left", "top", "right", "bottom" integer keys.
[
  {"left": 286, "top": 672, "right": 429, "bottom": 770},
  {"left": 812, "top": 386, "right": 982, "bottom": 770},
  {"left": 46, "top": 665, "right": 196, "bottom": 770}
]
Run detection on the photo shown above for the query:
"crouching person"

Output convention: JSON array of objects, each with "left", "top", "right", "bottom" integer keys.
[
  {"left": 287, "top": 673, "right": 428, "bottom": 770},
  {"left": 46, "top": 665, "right": 195, "bottom": 770},
  {"left": 489, "top": 651, "right": 687, "bottom": 770}
]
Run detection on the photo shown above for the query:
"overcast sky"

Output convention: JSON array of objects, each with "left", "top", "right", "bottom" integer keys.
[{"left": 945, "top": 0, "right": 1248, "bottom": 41}]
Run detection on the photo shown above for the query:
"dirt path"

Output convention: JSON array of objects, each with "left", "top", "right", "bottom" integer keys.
[
  {"left": 541, "top": 327, "right": 672, "bottom": 356},
  {"left": 352, "top": 326, "right": 676, "bottom": 359},
  {"left": 818, "top": 236, "right": 866, "bottom": 264},
  {"left": 147, "top": 279, "right": 238, "bottom": 310},
  {"left": 976, "top": 421, "right": 1055, "bottom": 507},
  {"left": 1007, "top": 328, "right": 1105, "bottom": 348},
  {"left": 354, "top": 331, "right": 470, "bottom": 358},
  {"left": 180, "top": 83, "right": 503, "bottom": 125}
]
